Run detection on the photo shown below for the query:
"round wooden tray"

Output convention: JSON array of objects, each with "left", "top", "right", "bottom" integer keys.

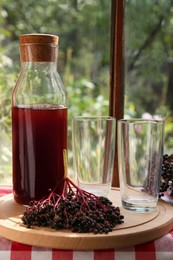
[{"left": 0, "top": 188, "right": 173, "bottom": 250}]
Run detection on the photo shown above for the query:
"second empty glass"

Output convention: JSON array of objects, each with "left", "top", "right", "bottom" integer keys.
[{"left": 118, "top": 119, "right": 164, "bottom": 212}]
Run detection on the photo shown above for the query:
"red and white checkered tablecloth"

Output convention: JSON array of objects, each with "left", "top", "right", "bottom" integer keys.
[{"left": 0, "top": 186, "right": 173, "bottom": 260}]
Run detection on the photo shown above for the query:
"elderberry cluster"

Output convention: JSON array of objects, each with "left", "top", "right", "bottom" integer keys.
[
  {"left": 159, "top": 154, "right": 173, "bottom": 198},
  {"left": 21, "top": 178, "right": 124, "bottom": 234}
]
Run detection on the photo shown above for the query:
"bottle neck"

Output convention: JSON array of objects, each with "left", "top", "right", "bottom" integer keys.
[{"left": 21, "top": 61, "right": 57, "bottom": 72}]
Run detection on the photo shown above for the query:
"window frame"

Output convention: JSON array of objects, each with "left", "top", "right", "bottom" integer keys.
[{"left": 109, "top": 0, "right": 124, "bottom": 187}]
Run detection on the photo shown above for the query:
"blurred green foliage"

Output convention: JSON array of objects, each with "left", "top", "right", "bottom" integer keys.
[{"left": 124, "top": 0, "right": 173, "bottom": 153}]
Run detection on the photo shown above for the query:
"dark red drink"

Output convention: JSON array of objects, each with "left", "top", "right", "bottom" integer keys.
[{"left": 12, "top": 105, "right": 67, "bottom": 204}]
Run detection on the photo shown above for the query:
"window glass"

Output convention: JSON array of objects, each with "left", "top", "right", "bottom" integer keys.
[
  {"left": 124, "top": 0, "right": 173, "bottom": 153},
  {"left": 0, "top": 0, "right": 111, "bottom": 184}
]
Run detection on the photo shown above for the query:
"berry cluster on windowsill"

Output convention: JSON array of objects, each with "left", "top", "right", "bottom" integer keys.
[{"left": 159, "top": 154, "right": 173, "bottom": 198}]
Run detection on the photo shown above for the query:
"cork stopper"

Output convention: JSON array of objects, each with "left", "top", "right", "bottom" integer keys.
[{"left": 20, "top": 34, "right": 59, "bottom": 62}]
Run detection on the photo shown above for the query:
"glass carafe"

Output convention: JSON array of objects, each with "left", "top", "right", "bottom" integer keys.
[{"left": 12, "top": 34, "right": 67, "bottom": 204}]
